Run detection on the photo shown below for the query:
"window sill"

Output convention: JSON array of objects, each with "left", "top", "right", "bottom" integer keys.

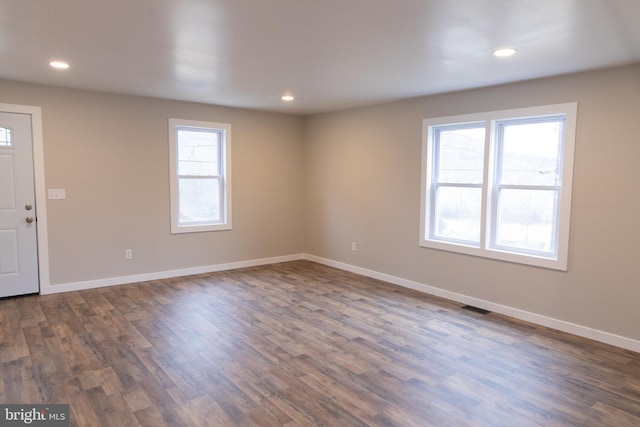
[{"left": 419, "top": 238, "right": 567, "bottom": 271}]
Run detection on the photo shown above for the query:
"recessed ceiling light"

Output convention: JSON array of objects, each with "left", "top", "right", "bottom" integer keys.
[
  {"left": 281, "top": 95, "right": 294, "bottom": 102},
  {"left": 493, "top": 48, "right": 517, "bottom": 57},
  {"left": 49, "top": 61, "right": 70, "bottom": 69}
]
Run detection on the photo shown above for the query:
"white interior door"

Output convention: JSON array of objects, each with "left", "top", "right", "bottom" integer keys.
[{"left": 0, "top": 111, "right": 39, "bottom": 297}]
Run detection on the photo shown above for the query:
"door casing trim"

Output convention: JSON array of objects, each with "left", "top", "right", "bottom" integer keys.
[{"left": 0, "top": 103, "right": 50, "bottom": 294}]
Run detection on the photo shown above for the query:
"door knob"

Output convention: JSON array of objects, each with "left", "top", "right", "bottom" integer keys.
[
  {"left": 26, "top": 216, "right": 34, "bottom": 224},
  {"left": 25, "top": 203, "right": 33, "bottom": 210}
]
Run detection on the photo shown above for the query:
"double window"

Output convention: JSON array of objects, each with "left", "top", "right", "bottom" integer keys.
[
  {"left": 169, "top": 118, "right": 231, "bottom": 233},
  {"left": 420, "top": 103, "right": 577, "bottom": 270}
]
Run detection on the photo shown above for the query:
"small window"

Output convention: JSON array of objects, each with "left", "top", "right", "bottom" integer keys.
[
  {"left": 0, "top": 126, "right": 12, "bottom": 147},
  {"left": 169, "top": 118, "right": 231, "bottom": 233},
  {"left": 420, "top": 103, "right": 577, "bottom": 270}
]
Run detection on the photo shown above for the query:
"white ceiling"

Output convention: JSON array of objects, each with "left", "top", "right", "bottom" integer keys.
[{"left": 1, "top": 0, "right": 639, "bottom": 115}]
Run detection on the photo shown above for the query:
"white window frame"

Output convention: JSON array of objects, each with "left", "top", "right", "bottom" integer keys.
[
  {"left": 169, "top": 118, "right": 232, "bottom": 234},
  {"left": 420, "top": 103, "right": 577, "bottom": 270}
]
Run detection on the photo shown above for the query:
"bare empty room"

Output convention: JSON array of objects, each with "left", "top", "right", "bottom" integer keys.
[{"left": 1, "top": 1, "right": 640, "bottom": 426}]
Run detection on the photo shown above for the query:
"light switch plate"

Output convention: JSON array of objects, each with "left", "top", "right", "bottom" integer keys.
[{"left": 48, "top": 189, "right": 66, "bottom": 200}]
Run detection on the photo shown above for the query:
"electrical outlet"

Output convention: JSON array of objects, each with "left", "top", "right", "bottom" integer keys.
[
  {"left": 351, "top": 242, "right": 357, "bottom": 251},
  {"left": 124, "top": 249, "right": 133, "bottom": 260}
]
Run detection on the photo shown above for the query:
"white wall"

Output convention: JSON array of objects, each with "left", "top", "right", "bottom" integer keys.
[
  {"left": 0, "top": 81, "right": 305, "bottom": 288},
  {"left": 304, "top": 63, "right": 640, "bottom": 344}
]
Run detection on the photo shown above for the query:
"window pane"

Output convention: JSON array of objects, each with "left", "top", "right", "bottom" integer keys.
[
  {"left": 495, "top": 189, "right": 557, "bottom": 253},
  {"left": 434, "top": 186, "right": 482, "bottom": 244},
  {"left": 177, "top": 128, "right": 220, "bottom": 176},
  {"left": 499, "top": 120, "right": 563, "bottom": 186},
  {"left": 178, "top": 178, "right": 220, "bottom": 224},
  {"left": 0, "top": 127, "right": 12, "bottom": 147},
  {"left": 436, "top": 126, "right": 485, "bottom": 183}
]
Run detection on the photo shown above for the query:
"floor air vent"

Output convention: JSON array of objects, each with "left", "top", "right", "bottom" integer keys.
[{"left": 462, "top": 305, "right": 491, "bottom": 315}]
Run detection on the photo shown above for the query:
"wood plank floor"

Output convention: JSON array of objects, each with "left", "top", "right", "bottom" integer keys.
[{"left": 1, "top": 260, "right": 640, "bottom": 426}]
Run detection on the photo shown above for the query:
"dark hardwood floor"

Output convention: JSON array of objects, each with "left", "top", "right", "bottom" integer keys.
[{"left": 1, "top": 260, "right": 639, "bottom": 426}]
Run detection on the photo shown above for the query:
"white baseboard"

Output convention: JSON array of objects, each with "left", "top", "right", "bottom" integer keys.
[
  {"left": 42, "top": 254, "right": 304, "bottom": 295},
  {"left": 304, "top": 254, "right": 640, "bottom": 354},
  {"left": 41, "top": 252, "right": 640, "bottom": 353}
]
